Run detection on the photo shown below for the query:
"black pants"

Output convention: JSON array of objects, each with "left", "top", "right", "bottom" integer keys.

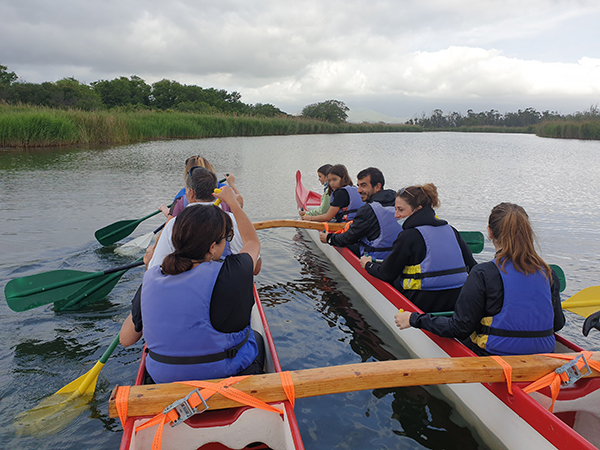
[{"left": 143, "top": 329, "right": 266, "bottom": 384}]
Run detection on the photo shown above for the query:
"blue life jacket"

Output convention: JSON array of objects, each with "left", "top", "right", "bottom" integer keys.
[
  {"left": 471, "top": 261, "right": 555, "bottom": 356},
  {"left": 401, "top": 225, "right": 468, "bottom": 291},
  {"left": 173, "top": 187, "right": 186, "bottom": 203},
  {"left": 141, "top": 262, "right": 257, "bottom": 383},
  {"left": 359, "top": 202, "right": 403, "bottom": 260},
  {"left": 333, "top": 186, "right": 365, "bottom": 222}
]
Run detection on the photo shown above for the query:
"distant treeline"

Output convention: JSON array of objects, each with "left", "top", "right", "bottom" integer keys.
[
  {"left": 407, "top": 106, "right": 600, "bottom": 129},
  {"left": 0, "top": 65, "right": 286, "bottom": 117}
]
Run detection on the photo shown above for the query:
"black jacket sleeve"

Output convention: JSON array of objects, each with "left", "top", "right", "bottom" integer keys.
[
  {"left": 453, "top": 227, "right": 478, "bottom": 271},
  {"left": 328, "top": 204, "right": 379, "bottom": 248}
]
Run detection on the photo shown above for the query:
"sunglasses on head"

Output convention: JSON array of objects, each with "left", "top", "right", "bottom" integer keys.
[
  {"left": 187, "top": 165, "right": 209, "bottom": 176},
  {"left": 398, "top": 187, "right": 415, "bottom": 198},
  {"left": 185, "top": 155, "right": 201, "bottom": 166},
  {"left": 217, "top": 232, "right": 234, "bottom": 243}
]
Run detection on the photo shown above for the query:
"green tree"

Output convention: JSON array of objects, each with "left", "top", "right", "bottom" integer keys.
[
  {"left": 0, "top": 64, "right": 18, "bottom": 85},
  {"left": 301, "top": 99, "right": 349, "bottom": 123}
]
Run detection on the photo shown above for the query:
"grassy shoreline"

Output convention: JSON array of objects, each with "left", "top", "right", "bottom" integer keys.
[
  {"left": 2, "top": 104, "right": 599, "bottom": 148},
  {"left": 0, "top": 104, "right": 421, "bottom": 148}
]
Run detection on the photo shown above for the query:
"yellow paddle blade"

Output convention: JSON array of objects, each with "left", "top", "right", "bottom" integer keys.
[
  {"left": 561, "top": 286, "right": 600, "bottom": 318},
  {"left": 57, "top": 361, "right": 105, "bottom": 396},
  {"left": 13, "top": 361, "right": 105, "bottom": 435}
]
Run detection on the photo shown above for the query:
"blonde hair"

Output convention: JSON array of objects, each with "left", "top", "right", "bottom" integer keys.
[
  {"left": 183, "top": 156, "right": 215, "bottom": 179},
  {"left": 396, "top": 183, "right": 440, "bottom": 209},
  {"left": 488, "top": 203, "right": 551, "bottom": 278}
]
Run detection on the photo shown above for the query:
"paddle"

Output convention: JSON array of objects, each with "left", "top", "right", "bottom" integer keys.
[
  {"left": 109, "top": 351, "right": 600, "bottom": 418},
  {"left": 5, "top": 259, "right": 144, "bottom": 312},
  {"left": 253, "top": 219, "right": 346, "bottom": 231},
  {"left": 562, "top": 286, "right": 600, "bottom": 318},
  {"left": 15, "top": 334, "right": 120, "bottom": 434},
  {"left": 458, "top": 231, "right": 484, "bottom": 254},
  {"left": 115, "top": 223, "right": 166, "bottom": 256}
]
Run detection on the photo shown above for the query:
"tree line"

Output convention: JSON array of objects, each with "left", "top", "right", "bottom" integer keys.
[
  {"left": 406, "top": 106, "right": 600, "bottom": 128},
  {"left": 0, "top": 64, "right": 286, "bottom": 117}
]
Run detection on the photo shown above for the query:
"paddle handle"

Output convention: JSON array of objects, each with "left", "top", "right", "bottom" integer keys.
[
  {"left": 101, "top": 334, "right": 121, "bottom": 364},
  {"left": 103, "top": 259, "right": 144, "bottom": 275}
]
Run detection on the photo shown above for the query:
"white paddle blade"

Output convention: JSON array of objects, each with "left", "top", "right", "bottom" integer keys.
[{"left": 114, "top": 231, "right": 154, "bottom": 256}]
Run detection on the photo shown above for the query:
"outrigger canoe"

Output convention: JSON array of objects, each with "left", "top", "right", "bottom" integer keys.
[
  {"left": 117, "top": 286, "right": 304, "bottom": 450},
  {"left": 295, "top": 170, "right": 600, "bottom": 450}
]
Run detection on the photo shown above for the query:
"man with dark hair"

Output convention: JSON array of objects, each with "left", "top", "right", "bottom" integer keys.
[{"left": 319, "top": 167, "right": 402, "bottom": 259}]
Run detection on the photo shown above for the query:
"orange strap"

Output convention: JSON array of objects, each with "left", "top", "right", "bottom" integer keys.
[
  {"left": 115, "top": 385, "right": 130, "bottom": 428},
  {"left": 522, "top": 351, "right": 599, "bottom": 413},
  {"left": 333, "top": 221, "right": 352, "bottom": 234},
  {"left": 490, "top": 355, "right": 513, "bottom": 395},
  {"left": 279, "top": 371, "right": 295, "bottom": 408}
]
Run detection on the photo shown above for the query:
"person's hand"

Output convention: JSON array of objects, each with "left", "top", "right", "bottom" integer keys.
[
  {"left": 359, "top": 255, "right": 372, "bottom": 268},
  {"left": 394, "top": 312, "right": 412, "bottom": 330},
  {"left": 299, "top": 209, "right": 306, "bottom": 217},
  {"left": 583, "top": 310, "right": 600, "bottom": 336},
  {"left": 224, "top": 173, "right": 236, "bottom": 185},
  {"left": 319, "top": 231, "right": 328, "bottom": 243},
  {"left": 301, "top": 214, "right": 311, "bottom": 221},
  {"left": 158, "top": 203, "right": 169, "bottom": 217},
  {"left": 213, "top": 185, "right": 237, "bottom": 207}
]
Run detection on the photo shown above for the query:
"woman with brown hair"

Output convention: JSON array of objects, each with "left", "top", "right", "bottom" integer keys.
[
  {"left": 302, "top": 164, "right": 364, "bottom": 223},
  {"left": 395, "top": 202, "right": 565, "bottom": 356},
  {"left": 119, "top": 186, "right": 262, "bottom": 382},
  {"left": 361, "top": 183, "right": 476, "bottom": 312}
]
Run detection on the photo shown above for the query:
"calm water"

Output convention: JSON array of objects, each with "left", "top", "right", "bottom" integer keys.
[{"left": 1, "top": 132, "right": 600, "bottom": 449}]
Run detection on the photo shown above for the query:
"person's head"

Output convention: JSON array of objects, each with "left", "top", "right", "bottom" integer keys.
[
  {"left": 162, "top": 204, "right": 233, "bottom": 275},
  {"left": 327, "top": 164, "right": 353, "bottom": 191},
  {"left": 317, "top": 164, "right": 332, "bottom": 185},
  {"left": 185, "top": 166, "right": 218, "bottom": 202},
  {"left": 488, "top": 202, "right": 551, "bottom": 277},
  {"left": 394, "top": 183, "right": 440, "bottom": 220},
  {"left": 356, "top": 167, "right": 385, "bottom": 202},
  {"left": 184, "top": 156, "right": 215, "bottom": 180}
]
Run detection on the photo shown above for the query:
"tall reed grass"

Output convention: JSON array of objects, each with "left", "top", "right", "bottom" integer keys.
[
  {"left": 535, "top": 121, "right": 600, "bottom": 140},
  {"left": 0, "top": 103, "right": 422, "bottom": 148}
]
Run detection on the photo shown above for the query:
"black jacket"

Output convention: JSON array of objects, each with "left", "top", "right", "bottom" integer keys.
[
  {"left": 410, "top": 261, "right": 566, "bottom": 356},
  {"left": 365, "top": 206, "right": 477, "bottom": 312},
  {"left": 328, "top": 189, "right": 397, "bottom": 248}
]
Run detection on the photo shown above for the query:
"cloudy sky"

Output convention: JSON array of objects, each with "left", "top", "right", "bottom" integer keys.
[{"left": 2, "top": 0, "right": 600, "bottom": 121}]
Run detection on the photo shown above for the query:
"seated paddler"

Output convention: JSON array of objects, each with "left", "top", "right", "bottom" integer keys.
[
  {"left": 319, "top": 167, "right": 402, "bottom": 259},
  {"left": 394, "top": 203, "right": 566, "bottom": 356},
  {"left": 360, "top": 183, "right": 476, "bottom": 313},
  {"left": 119, "top": 186, "right": 264, "bottom": 383}
]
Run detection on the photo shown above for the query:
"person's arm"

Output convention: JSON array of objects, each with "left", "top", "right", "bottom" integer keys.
[
  {"left": 224, "top": 173, "right": 244, "bottom": 208},
  {"left": 306, "top": 194, "right": 331, "bottom": 216},
  {"left": 407, "top": 265, "right": 490, "bottom": 339},
  {"left": 550, "top": 269, "right": 566, "bottom": 332},
  {"left": 148, "top": 218, "right": 175, "bottom": 269},
  {"left": 305, "top": 189, "right": 348, "bottom": 222},
  {"left": 158, "top": 203, "right": 171, "bottom": 219},
  {"left": 364, "top": 231, "right": 413, "bottom": 282},
  {"left": 214, "top": 187, "right": 260, "bottom": 269},
  {"left": 304, "top": 205, "right": 339, "bottom": 222},
  {"left": 120, "top": 313, "right": 143, "bottom": 347},
  {"left": 328, "top": 204, "right": 376, "bottom": 248}
]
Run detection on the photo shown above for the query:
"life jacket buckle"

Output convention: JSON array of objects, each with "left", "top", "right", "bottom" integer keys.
[
  {"left": 225, "top": 346, "right": 239, "bottom": 358},
  {"left": 555, "top": 354, "right": 592, "bottom": 387},
  {"left": 163, "top": 388, "right": 209, "bottom": 427}
]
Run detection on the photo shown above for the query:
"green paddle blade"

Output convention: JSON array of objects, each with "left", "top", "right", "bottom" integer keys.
[
  {"left": 5, "top": 270, "right": 102, "bottom": 312},
  {"left": 94, "top": 219, "right": 143, "bottom": 246},
  {"left": 459, "top": 231, "right": 484, "bottom": 254},
  {"left": 53, "top": 270, "right": 127, "bottom": 311},
  {"left": 549, "top": 264, "right": 566, "bottom": 293}
]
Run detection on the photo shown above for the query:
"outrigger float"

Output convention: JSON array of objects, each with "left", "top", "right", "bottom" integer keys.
[{"left": 293, "top": 170, "right": 600, "bottom": 449}]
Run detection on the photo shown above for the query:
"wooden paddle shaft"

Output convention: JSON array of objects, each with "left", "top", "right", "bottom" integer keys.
[
  {"left": 108, "top": 352, "right": 600, "bottom": 418},
  {"left": 252, "top": 220, "right": 346, "bottom": 231}
]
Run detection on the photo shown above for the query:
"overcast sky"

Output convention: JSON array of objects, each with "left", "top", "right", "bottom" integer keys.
[{"left": 2, "top": 0, "right": 600, "bottom": 121}]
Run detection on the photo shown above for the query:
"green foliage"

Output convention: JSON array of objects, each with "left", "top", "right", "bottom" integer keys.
[
  {"left": 0, "top": 64, "right": 18, "bottom": 85},
  {"left": 91, "top": 76, "right": 151, "bottom": 108},
  {"left": 301, "top": 99, "right": 349, "bottom": 124}
]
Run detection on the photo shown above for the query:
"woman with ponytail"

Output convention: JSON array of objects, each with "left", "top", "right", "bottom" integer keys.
[
  {"left": 119, "top": 186, "right": 263, "bottom": 383},
  {"left": 361, "top": 183, "right": 476, "bottom": 312},
  {"left": 395, "top": 203, "right": 565, "bottom": 356}
]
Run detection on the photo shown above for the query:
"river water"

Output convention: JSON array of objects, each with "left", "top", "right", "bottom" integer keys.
[{"left": 1, "top": 132, "right": 600, "bottom": 449}]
